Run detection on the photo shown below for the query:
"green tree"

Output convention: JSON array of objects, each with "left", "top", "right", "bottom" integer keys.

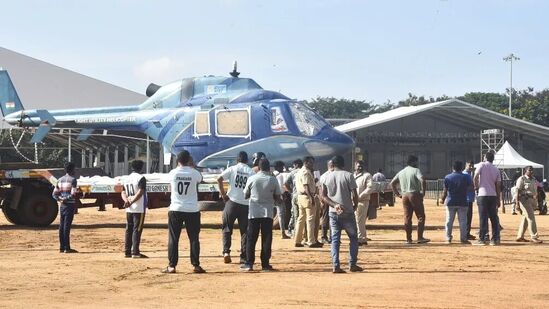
[{"left": 307, "top": 97, "right": 378, "bottom": 119}]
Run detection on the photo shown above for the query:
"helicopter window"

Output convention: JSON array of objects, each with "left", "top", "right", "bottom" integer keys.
[
  {"left": 271, "top": 107, "right": 288, "bottom": 132},
  {"left": 289, "top": 103, "right": 328, "bottom": 136},
  {"left": 216, "top": 109, "right": 249, "bottom": 137},
  {"left": 194, "top": 112, "right": 210, "bottom": 135}
]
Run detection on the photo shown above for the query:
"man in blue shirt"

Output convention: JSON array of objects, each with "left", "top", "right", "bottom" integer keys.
[
  {"left": 440, "top": 161, "right": 472, "bottom": 244},
  {"left": 463, "top": 160, "right": 476, "bottom": 240}
]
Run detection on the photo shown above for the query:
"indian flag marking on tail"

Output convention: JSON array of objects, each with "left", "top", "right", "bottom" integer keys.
[{"left": 5, "top": 102, "right": 15, "bottom": 109}]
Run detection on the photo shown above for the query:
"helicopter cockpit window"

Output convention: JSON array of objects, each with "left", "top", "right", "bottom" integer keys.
[
  {"left": 194, "top": 112, "right": 210, "bottom": 135},
  {"left": 216, "top": 109, "right": 249, "bottom": 137},
  {"left": 289, "top": 103, "right": 328, "bottom": 136},
  {"left": 271, "top": 107, "right": 288, "bottom": 132},
  {"left": 139, "top": 81, "right": 182, "bottom": 110}
]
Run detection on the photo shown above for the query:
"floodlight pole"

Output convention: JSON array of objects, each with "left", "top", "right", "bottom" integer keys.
[{"left": 503, "top": 53, "right": 520, "bottom": 117}]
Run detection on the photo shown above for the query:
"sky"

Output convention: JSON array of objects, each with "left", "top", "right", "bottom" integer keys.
[{"left": 1, "top": 0, "right": 548, "bottom": 105}]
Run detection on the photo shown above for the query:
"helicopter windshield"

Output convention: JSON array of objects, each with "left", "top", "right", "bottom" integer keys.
[{"left": 289, "top": 103, "right": 329, "bottom": 136}]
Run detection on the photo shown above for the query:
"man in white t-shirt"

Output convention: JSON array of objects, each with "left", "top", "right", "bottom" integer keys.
[
  {"left": 121, "top": 160, "right": 148, "bottom": 258},
  {"left": 217, "top": 151, "right": 254, "bottom": 264},
  {"left": 162, "top": 151, "right": 205, "bottom": 274}
]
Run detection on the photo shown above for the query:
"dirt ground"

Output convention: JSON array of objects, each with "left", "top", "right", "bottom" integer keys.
[{"left": 1, "top": 199, "right": 548, "bottom": 309}]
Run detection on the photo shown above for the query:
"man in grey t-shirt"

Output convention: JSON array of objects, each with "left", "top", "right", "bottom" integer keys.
[
  {"left": 241, "top": 158, "right": 281, "bottom": 272},
  {"left": 321, "top": 155, "right": 362, "bottom": 274}
]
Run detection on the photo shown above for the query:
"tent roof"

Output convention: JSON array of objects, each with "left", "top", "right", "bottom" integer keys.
[
  {"left": 335, "top": 99, "right": 549, "bottom": 148},
  {"left": 475, "top": 141, "right": 544, "bottom": 169}
]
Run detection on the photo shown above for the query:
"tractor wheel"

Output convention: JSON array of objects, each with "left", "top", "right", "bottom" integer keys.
[
  {"left": 19, "top": 194, "right": 58, "bottom": 227},
  {"left": 2, "top": 206, "right": 25, "bottom": 225}
]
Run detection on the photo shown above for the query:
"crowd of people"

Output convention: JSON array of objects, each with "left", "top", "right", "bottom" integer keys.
[{"left": 51, "top": 149, "right": 544, "bottom": 275}]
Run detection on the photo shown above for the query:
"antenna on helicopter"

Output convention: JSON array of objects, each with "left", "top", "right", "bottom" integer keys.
[{"left": 229, "top": 61, "right": 240, "bottom": 77}]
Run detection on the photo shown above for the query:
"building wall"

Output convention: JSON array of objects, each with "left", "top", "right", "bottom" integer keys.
[{"left": 352, "top": 114, "right": 547, "bottom": 179}]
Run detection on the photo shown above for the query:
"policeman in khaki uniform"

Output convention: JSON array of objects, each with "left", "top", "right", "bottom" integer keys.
[
  {"left": 294, "top": 156, "right": 322, "bottom": 248},
  {"left": 515, "top": 166, "right": 543, "bottom": 243}
]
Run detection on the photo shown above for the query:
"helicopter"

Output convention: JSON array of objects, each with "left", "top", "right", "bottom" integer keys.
[{"left": 0, "top": 63, "right": 354, "bottom": 168}]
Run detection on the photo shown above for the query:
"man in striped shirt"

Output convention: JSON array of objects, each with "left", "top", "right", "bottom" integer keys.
[{"left": 52, "top": 162, "right": 79, "bottom": 253}]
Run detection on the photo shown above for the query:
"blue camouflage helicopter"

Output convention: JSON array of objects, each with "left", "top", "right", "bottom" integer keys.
[{"left": 0, "top": 64, "right": 354, "bottom": 167}]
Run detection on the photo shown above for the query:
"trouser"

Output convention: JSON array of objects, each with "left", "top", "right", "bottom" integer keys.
[
  {"left": 294, "top": 195, "right": 317, "bottom": 244},
  {"left": 59, "top": 204, "right": 76, "bottom": 251},
  {"left": 517, "top": 197, "right": 539, "bottom": 239},
  {"left": 329, "top": 212, "right": 359, "bottom": 268},
  {"left": 402, "top": 193, "right": 426, "bottom": 241},
  {"left": 281, "top": 191, "right": 292, "bottom": 230},
  {"left": 445, "top": 206, "right": 468, "bottom": 242},
  {"left": 221, "top": 200, "right": 248, "bottom": 261},
  {"left": 321, "top": 203, "right": 330, "bottom": 239},
  {"left": 168, "top": 211, "right": 201, "bottom": 268},
  {"left": 477, "top": 196, "right": 500, "bottom": 241},
  {"left": 245, "top": 218, "right": 273, "bottom": 268},
  {"left": 466, "top": 201, "right": 473, "bottom": 236},
  {"left": 313, "top": 196, "right": 321, "bottom": 240},
  {"left": 275, "top": 205, "right": 286, "bottom": 231},
  {"left": 125, "top": 212, "right": 146, "bottom": 255},
  {"left": 288, "top": 194, "right": 299, "bottom": 233},
  {"left": 355, "top": 200, "right": 370, "bottom": 242}
]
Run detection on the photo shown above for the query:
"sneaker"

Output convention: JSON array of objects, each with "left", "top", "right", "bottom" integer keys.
[
  {"left": 124, "top": 254, "right": 131, "bottom": 258},
  {"left": 332, "top": 267, "right": 346, "bottom": 274},
  {"left": 358, "top": 241, "right": 368, "bottom": 246},
  {"left": 467, "top": 234, "right": 476, "bottom": 240},
  {"left": 261, "top": 265, "right": 276, "bottom": 272},
  {"left": 445, "top": 239, "right": 452, "bottom": 244},
  {"left": 307, "top": 242, "right": 323, "bottom": 248},
  {"left": 223, "top": 253, "right": 232, "bottom": 264},
  {"left": 417, "top": 238, "right": 431, "bottom": 244},
  {"left": 132, "top": 254, "right": 149, "bottom": 259},
  {"left": 405, "top": 240, "right": 413, "bottom": 245},
  {"left": 161, "top": 266, "right": 176, "bottom": 274},
  {"left": 531, "top": 238, "right": 543, "bottom": 244},
  {"left": 321, "top": 237, "right": 331, "bottom": 244},
  {"left": 281, "top": 234, "right": 291, "bottom": 239},
  {"left": 193, "top": 266, "right": 206, "bottom": 274},
  {"left": 489, "top": 240, "right": 500, "bottom": 246},
  {"left": 59, "top": 249, "right": 65, "bottom": 253},
  {"left": 460, "top": 240, "right": 472, "bottom": 245},
  {"left": 516, "top": 237, "right": 529, "bottom": 242},
  {"left": 349, "top": 265, "right": 364, "bottom": 272},
  {"left": 472, "top": 240, "right": 486, "bottom": 246},
  {"left": 294, "top": 243, "right": 305, "bottom": 248},
  {"left": 240, "top": 264, "right": 253, "bottom": 272},
  {"left": 366, "top": 237, "right": 372, "bottom": 241},
  {"left": 512, "top": 212, "right": 517, "bottom": 215},
  {"left": 64, "top": 249, "right": 78, "bottom": 253}
]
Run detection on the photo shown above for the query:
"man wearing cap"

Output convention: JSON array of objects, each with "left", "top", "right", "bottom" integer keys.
[{"left": 515, "top": 166, "right": 543, "bottom": 243}]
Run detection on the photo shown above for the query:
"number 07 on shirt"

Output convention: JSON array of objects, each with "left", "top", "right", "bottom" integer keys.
[{"left": 168, "top": 166, "right": 203, "bottom": 212}]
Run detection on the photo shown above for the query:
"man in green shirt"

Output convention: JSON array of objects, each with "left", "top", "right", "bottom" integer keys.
[{"left": 390, "top": 155, "right": 430, "bottom": 244}]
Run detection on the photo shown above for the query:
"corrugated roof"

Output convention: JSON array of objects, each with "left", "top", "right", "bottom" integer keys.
[
  {"left": 0, "top": 47, "right": 146, "bottom": 116},
  {"left": 335, "top": 98, "right": 549, "bottom": 146}
]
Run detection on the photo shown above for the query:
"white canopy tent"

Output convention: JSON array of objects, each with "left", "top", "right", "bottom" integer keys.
[{"left": 475, "top": 141, "right": 544, "bottom": 178}]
